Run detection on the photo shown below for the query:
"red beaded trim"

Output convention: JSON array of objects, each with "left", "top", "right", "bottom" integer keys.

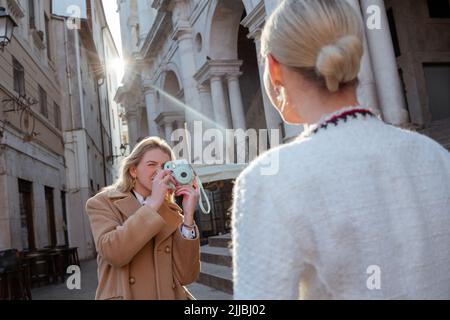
[{"left": 311, "top": 108, "right": 375, "bottom": 135}]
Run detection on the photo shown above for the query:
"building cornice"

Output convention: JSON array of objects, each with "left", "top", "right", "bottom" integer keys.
[
  {"left": 3, "top": 0, "right": 25, "bottom": 21},
  {"left": 154, "top": 111, "right": 185, "bottom": 125},
  {"left": 194, "top": 60, "right": 243, "bottom": 85},
  {"left": 140, "top": 10, "right": 173, "bottom": 60},
  {"left": 241, "top": 0, "right": 266, "bottom": 39}
]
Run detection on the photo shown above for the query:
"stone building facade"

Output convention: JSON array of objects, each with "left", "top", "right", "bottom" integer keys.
[{"left": 0, "top": 0, "right": 124, "bottom": 260}]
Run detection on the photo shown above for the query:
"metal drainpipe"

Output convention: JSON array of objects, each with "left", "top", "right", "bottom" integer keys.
[
  {"left": 97, "top": 78, "right": 108, "bottom": 187},
  {"left": 101, "top": 26, "right": 114, "bottom": 165}
]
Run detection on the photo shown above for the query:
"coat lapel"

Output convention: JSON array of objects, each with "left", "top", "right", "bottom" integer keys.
[
  {"left": 108, "top": 190, "right": 141, "bottom": 220},
  {"left": 107, "top": 189, "right": 183, "bottom": 248}
]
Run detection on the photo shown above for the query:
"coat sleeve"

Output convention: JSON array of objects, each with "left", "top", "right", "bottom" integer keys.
[
  {"left": 172, "top": 224, "right": 200, "bottom": 285},
  {"left": 85, "top": 195, "right": 166, "bottom": 268},
  {"left": 232, "top": 167, "right": 304, "bottom": 300}
]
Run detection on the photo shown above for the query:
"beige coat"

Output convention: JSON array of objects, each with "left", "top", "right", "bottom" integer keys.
[{"left": 85, "top": 189, "right": 200, "bottom": 300}]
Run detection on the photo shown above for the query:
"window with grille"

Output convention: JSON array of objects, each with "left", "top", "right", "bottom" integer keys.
[
  {"left": 13, "top": 58, "right": 25, "bottom": 97},
  {"left": 28, "top": 0, "right": 35, "bottom": 29},
  {"left": 54, "top": 102, "right": 62, "bottom": 130},
  {"left": 39, "top": 85, "right": 48, "bottom": 118}
]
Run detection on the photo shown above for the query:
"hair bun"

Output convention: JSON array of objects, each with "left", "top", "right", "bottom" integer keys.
[{"left": 315, "top": 35, "right": 363, "bottom": 92}]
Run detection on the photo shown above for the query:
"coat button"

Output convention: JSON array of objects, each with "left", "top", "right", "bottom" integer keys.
[
  {"left": 129, "top": 277, "right": 136, "bottom": 285},
  {"left": 165, "top": 246, "right": 171, "bottom": 254}
]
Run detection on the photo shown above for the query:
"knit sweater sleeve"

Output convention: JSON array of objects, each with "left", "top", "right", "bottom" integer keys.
[{"left": 232, "top": 165, "right": 304, "bottom": 300}]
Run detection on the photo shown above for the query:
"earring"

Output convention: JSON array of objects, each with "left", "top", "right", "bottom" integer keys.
[
  {"left": 275, "top": 86, "right": 286, "bottom": 111},
  {"left": 132, "top": 176, "right": 137, "bottom": 188}
]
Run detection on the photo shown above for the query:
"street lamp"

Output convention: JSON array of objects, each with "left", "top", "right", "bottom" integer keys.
[
  {"left": 108, "top": 143, "right": 129, "bottom": 162},
  {"left": 0, "top": 7, "right": 17, "bottom": 52},
  {"left": 120, "top": 143, "right": 127, "bottom": 156}
]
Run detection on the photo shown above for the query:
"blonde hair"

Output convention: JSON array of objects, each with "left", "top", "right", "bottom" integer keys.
[
  {"left": 261, "top": 0, "right": 364, "bottom": 93},
  {"left": 104, "top": 137, "right": 175, "bottom": 195}
]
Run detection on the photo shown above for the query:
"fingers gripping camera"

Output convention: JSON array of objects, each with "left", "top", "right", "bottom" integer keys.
[
  {"left": 164, "top": 160, "right": 211, "bottom": 214},
  {"left": 164, "top": 160, "right": 194, "bottom": 186}
]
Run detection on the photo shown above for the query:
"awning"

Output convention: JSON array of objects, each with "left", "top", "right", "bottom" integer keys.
[{"left": 192, "top": 164, "right": 248, "bottom": 184}]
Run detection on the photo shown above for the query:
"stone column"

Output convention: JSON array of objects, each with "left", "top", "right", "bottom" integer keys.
[
  {"left": 226, "top": 74, "right": 248, "bottom": 163},
  {"left": 158, "top": 125, "right": 165, "bottom": 140},
  {"left": 198, "top": 84, "right": 216, "bottom": 130},
  {"left": 210, "top": 76, "right": 233, "bottom": 162},
  {"left": 126, "top": 110, "right": 139, "bottom": 149},
  {"left": 210, "top": 76, "right": 231, "bottom": 130},
  {"left": 360, "top": 0, "right": 409, "bottom": 125},
  {"left": 346, "top": 0, "right": 380, "bottom": 114},
  {"left": 175, "top": 30, "right": 201, "bottom": 122},
  {"left": 143, "top": 86, "right": 160, "bottom": 137},
  {"left": 138, "top": 105, "right": 149, "bottom": 139},
  {"left": 172, "top": 0, "right": 203, "bottom": 160},
  {"left": 175, "top": 119, "right": 191, "bottom": 160},
  {"left": 196, "top": 84, "right": 215, "bottom": 163},
  {"left": 164, "top": 122, "right": 173, "bottom": 144},
  {"left": 226, "top": 74, "right": 247, "bottom": 131}
]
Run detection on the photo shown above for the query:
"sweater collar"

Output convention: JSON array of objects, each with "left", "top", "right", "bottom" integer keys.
[{"left": 299, "top": 106, "right": 378, "bottom": 139}]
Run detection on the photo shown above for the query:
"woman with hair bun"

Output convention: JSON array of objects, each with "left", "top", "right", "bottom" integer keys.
[{"left": 232, "top": 0, "right": 450, "bottom": 299}]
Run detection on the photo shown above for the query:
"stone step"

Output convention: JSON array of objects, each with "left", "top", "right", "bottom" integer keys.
[
  {"left": 198, "top": 262, "right": 233, "bottom": 295},
  {"left": 208, "top": 234, "right": 232, "bottom": 248},
  {"left": 186, "top": 282, "right": 233, "bottom": 300},
  {"left": 200, "top": 245, "right": 232, "bottom": 267}
]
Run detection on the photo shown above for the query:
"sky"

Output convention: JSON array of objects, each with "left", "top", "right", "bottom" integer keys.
[{"left": 102, "top": 0, "right": 123, "bottom": 57}]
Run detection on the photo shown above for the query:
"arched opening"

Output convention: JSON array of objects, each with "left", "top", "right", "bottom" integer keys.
[
  {"left": 138, "top": 108, "right": 148, "bottom": 142},
  {"left": 209, "top": 0, "right": 243, "bottom": 60},
  {"left": 237, "top": 13, "right": 267, "bottom": 131},
  {"left": 208, "top": 0, "right": 267, "bottom": 131},
  {"left": 162, "top": 70, "right": 184, "bottom": 109},
  {"left": 156, "top": 70, "right": 186, "bottom": 149},
  {"left": 199, "top": 0, "right": 268, "bottom": 242}
]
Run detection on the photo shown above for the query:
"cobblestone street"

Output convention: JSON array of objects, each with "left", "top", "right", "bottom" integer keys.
[{"left": 31, "top": 259, "right": 232, "bottom": 300}]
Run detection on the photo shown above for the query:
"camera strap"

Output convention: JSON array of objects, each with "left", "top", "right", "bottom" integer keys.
[
  {"left": 196, "top": 175, "right": 211, "bottom": 214},
  {"left": 181, "top": 122, "right": 211, "bottom": 214}
]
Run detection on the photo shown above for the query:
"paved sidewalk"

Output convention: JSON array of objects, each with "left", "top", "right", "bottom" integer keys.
[
  {"left": 31, "top": 259, "right": 232, "bottom": 300},
  {"left": 31, "top": 259, "right": 98, "bottom": 300}
]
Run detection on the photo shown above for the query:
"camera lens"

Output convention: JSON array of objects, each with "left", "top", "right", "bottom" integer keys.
[{"left": 181, "top": 172, "right": 187, "bottom": 178}]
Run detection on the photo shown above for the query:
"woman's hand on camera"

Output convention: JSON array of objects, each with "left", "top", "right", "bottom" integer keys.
[
  {"left": 145, "top": 169, "right": 176, "bottom": 212},
  {"left": 175, "top": 181, "right": 200, "bottom": 224}
]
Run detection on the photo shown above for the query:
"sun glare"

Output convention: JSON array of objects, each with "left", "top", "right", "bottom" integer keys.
[{"left": 109, "top": 58, "right": 125, "bottom": 81}]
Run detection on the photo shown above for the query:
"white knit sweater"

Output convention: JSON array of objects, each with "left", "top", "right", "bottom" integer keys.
[{"left": 232, "top": 107, "right": 450, "bottom": 300}]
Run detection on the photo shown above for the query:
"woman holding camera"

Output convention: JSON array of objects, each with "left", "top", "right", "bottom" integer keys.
[
  {"left": 86, "top": 137, "right": 200, "bottom": 300},
  {"left": 232, "top": 0, "right": 450, "bottom": 299}
]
